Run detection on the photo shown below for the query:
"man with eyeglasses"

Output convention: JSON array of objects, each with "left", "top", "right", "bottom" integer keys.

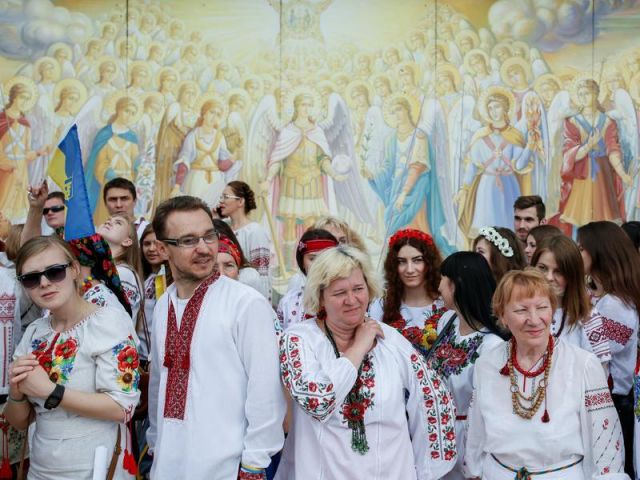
[{"left": 147, "top": 195, "right": 285, "bottom": 480}]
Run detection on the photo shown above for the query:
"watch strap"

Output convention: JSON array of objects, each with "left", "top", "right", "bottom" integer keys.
[{"left": 44, "top": 384, "right": 65, "bottom": 409}]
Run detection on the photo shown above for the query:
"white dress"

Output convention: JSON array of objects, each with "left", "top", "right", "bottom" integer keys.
[
  {"left": 147, "top": 275, "right": 285, "bottom": 479},
  {"left": 83, "top": 283, "right": 127, "bottom": 313},
  {"left": 465, "top": 340, "right": 628, "bottom": 479},
  {"left": 276, "top": 321, "right": 457, "bottom": 480},
  {"left": 116, "top": 265, "right": 143, "bottom": 329},
  {"left": 552, "top": 307, "right": 611, "bottom": 365},
  {"left": 593, "top": 294, "right": 639, "bottom": 395},
  {"left": 234, "top": 222, "right": 272, "bottom": 301},
  {"left": 13, "top": 307, "right": 141, "bottom": 480},
  {"left": 430, "top": 311, "right": 503, "bottom": 480},
  {"left": 277, "top": 285, "right": 309, "bottom": 331},
  {"left": 0, "top": 257, "right": 24, "bottom": 395}
]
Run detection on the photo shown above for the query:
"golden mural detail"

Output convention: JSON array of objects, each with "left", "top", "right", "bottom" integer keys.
[{"left": 1, "top": 0, "right": 640, "bottom": 266}]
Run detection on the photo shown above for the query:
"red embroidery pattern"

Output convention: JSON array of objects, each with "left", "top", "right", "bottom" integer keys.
[
  {"left": 163, "top": 273, "right": 219, "bottom": 420},
  {"left": 340, "top": 356, "right": 375, "bottom": 426},
  {"left": 250, "top": 248, "right": 271, "bottom": 276},
  {"left": 410, "top": 353, "right": 456, "bottom": 462},
  {"left": 280, "top": 334, "right": 337, "bottom": 421},
  {"left": 585, "top": 387, "right": 614, "bottom": 412},
  {"left": 0, "top": 294, "right": 16, "bottom": 324},
  {"left": 238, "top": 469, "right": 266, "bottom": 480},
  {"left": 601, "top": 318, "right": 633, "bottom": 346}
]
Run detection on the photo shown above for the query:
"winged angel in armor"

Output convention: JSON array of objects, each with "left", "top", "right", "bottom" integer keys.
[{"left": 249, "top": 87, "right": 374, "bottom": 269}]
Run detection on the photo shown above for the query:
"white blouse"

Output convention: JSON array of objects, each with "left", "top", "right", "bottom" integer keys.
[
  {"left": 432, "top": 311, "right": 503, "bottom": 480},
  {"left": 592, "top": 294, "right": 638, "bottom": 395},
  {"left": 465, "top": 339, "right": 628, "bottom": 479},
  {"left": 552, "top": 307, "right": 611, "bottom": 365},
  {"left": 276, "top": 320, "right": 457, "bottom": 480},
  {"left": 13, "top": 307, "right": 141, "bottom": 479}
]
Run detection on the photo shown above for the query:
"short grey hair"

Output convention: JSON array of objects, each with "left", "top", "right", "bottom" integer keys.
[{"left": 303, "top": 246, "right": 382, "bottom": 314}]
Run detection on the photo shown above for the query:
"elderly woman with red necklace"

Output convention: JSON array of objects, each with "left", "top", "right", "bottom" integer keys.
[
  {"left": 465, "top": 269, "right": 628, "bottom": 480},
  {"left": 276, "top": 246, "right": 456, "bottom": 479},
  {"left": 369, "top": 228, "right": 447, "bottom": 355}
]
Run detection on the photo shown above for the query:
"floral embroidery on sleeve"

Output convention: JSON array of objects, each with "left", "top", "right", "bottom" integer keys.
[
  {"left": 428, "top": 326, "right": 483, "bottom": 379},
  {"left": 32, "top": 335, "right": 79, "bottom": 385},
  {"left": 601, "top": 317, "right": 633, "bottom": 346},
  {"left": 280, "top": 334, "right": 337, "bottom": 421},
  {"left": 112, "top": 336, "right": 140, "bottom": 393},
  {"left": 410, "top": 353, "right": 456, "bottom": 461}
]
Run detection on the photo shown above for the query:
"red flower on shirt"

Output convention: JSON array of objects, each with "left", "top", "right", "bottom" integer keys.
[
  {"left": 54, "top": 338, "right": 78, "bottom": 359},
  {"left": 117, "top": 345, "right": 140, "bottom": 371}
]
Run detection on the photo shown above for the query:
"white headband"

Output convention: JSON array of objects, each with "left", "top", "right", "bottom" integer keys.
[{"left": 479, "top": 226, "right": 514, "bottom": 258}]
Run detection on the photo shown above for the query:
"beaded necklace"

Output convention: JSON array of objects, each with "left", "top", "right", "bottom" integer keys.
[
  {"left": 501, "top": 335, "right": 553, "bottom": 423},
  {"left": 324, "top": 322, "right": 370, "bottom": 454}
]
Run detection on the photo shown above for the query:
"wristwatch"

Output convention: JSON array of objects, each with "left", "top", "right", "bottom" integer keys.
[{"left": 44, "top": 384, "right": 65, "bottom": 410}]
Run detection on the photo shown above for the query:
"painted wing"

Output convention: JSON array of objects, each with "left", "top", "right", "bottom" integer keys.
[
  {"left": 245, "top": 94, "right": 280, "bottom": 221},
  {"left": 448, "top": 95, "right": 480, "bottom": 195},
  {"left": 320, "top": 93, "right": 375, "bottom": 224},
  {"left": 419, "top": 98, "right": 463, "bottom": 247},
  {"left": 545, "top": 90, "right": 574, "bottom": 213},
  {"left": 362, "top": 105, "right": 392, "bottom": 173},
  {"left": 608, "top": 88, "right": 640, "bottom": 218},
  {"left": 530, "top": 48, "right": 550, "bottom": 78}
]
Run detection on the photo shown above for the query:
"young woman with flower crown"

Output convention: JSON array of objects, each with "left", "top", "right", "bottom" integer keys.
[
  {"left": 431, "top": 251, "right": 507, "bottom": 480},
  {"left": 473, "top": 226, "right": 526, "bottom": 284},
  {"left": 369, "top": 228, "right": 446, "bottom": 356}
]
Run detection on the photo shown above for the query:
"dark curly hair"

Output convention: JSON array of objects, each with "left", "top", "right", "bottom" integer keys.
[
  {"left": 227, "top": 181, "right": 257, "bottom": 214},
  {"left": 381, "top": 235, "right": 442, "bottom": 325}
]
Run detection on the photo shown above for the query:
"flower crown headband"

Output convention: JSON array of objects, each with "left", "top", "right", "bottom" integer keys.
[
  {"left": 479, "top": 226, "right": 514, "bottom": 258},
  {"left": 388, "top": 228, "right": 434, "bottom": 249}
]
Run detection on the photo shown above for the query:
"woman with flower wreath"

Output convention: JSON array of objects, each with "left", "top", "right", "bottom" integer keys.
[
  {"left": 5, "top": 235, "right": 140, "bottom": 479},
  {"left": 465, "top": 269, "right": 628, "bottom": 480},
  {"left": 473, "top": 226, "right": 526, "bottom": 284},
  {"left": 430, "top": 251, "right": 507, "bottom": 479},
  {"left": 369, "top": 228, "right": 446, "bottom": 356},
  {"left": 276, "top": 246, "right": 456, "bottom": 479}
]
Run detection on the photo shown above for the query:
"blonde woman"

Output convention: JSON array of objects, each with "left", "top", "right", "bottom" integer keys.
[{"left": 6, "top": 235, "right": 140, "bottom": 479}]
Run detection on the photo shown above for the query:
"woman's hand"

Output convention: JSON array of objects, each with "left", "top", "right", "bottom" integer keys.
[
  {"left": 8, "top": 354, "right": 40, "bottom": 398},
  {"left": 352, "top": 318, "right": 385, "bottom": 354},
  {"left": 18, "top": 365, "right": 56, "bottom": 400}
]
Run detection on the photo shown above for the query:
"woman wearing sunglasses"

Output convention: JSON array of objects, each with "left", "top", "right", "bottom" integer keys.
[{"left": 5, "top": 235, "right": 140, "bottom": 479}]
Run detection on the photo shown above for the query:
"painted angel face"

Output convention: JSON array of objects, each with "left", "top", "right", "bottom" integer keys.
[
  {"left": 507, "top": 65, "right": 526, "bottom": 86},
  {"left": 15, "top": 90, "right": 32, "bottom": 110},
  {"left": 88, "top": 42, "right": 103, "bottom": 57},
  {"left": 161, "top": 74, "right": 177, "bottom": 91},
  {"left": 538, "top": 81, "right": 559, "bottom": 104},
  {"left": 244, "top": 80, "right": 260, "bottom": 100},
  {"left": 180, "top": 87, "right": 197, "bottom": 106},
  {"left": 62, "top": 90, "right": 80, "bottom": 110},
  {"left": 295, "top": 96, "right": 313, "bottom": 118},
  {"left": 577, "top": 86, "right": 596, "bottom": 109},
  {"left": 487, "top": 99, "right": 506, "bottom": 123},
  {"left": 374, "top": 78, "right": 391, "bottom": 96},
  {"left": 39, "top": 61, "right": 56, "bottom": 81},
  {"left": 117, "top": 102, "right": 138, "bottom": 126},
  {"left": 203, "top": 105, "right": 224, "bottom": 127},
  {"left": 469, "top": 55, "right": 487, "bottom": 75},
  {"left": 103, "top": 24, "right": 117, "bottom": 39},
  {"left": 101, "top": 63, "right": 117, "bottom": 82},
  {"left": 459, "top": 37, "right": 474, "bottom": 54},
  {"left": 54, "top": 48, "right": 69, "bottom": 63},
  {"left": 495, "top": 47, "right": 510, "bottom": 63}
]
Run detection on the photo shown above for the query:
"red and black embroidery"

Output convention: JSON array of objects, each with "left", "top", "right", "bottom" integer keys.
[
  {"left": 163, "top": 273, "right": 219, "bottom": 420},
  {"left": 601, "top": 317, "right": 633, "bottom": 346}
]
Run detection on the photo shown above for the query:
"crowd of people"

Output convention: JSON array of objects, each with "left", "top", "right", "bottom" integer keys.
[{"left": 0, "top": 174, "right": 640, "bottom": 480}]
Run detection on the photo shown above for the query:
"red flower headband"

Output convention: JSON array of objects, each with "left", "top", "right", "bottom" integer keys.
[
  {"left": 218, "top": 235, "right": 242, "bottom": 267},
  {"left": 297, "top": 238, "right": 338, "bottom": 254},
  {"left": 388, "top": 228, "right": 434, "bottom": 249}
]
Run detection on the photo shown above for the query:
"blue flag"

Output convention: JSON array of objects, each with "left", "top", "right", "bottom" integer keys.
[{"left": 48, "top": 125, "right": 95, "bottom": 241}]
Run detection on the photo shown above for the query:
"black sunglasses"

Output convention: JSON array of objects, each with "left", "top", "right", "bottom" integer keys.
[
  {"left": 17, "top": 263, "right": 71, "bottom": 289},
  {"left": 43, "top": 205, "right": 65, "bottom": 215}
]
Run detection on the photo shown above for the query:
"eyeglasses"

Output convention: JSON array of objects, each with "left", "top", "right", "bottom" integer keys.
[
  {"left": 43, "top": 205, "right": 65, "bottom": 215},
  {"left": 219, "top": 194, "right": 241, "bottom": 201},
  {"left": 17, "top": 263, "right": 71, "bottom": 289},
  {"left": 160, "top": 231, "right": 219, "bottom": 248}
]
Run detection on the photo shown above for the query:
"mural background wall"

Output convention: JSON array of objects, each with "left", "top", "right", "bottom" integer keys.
[{"left": 1, "top": 0, "right": 640, "bottom": 271}]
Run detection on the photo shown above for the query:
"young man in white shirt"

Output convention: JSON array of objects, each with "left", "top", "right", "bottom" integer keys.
[{"left": 147, "top": 195, "right": 285, "bottom": 480}]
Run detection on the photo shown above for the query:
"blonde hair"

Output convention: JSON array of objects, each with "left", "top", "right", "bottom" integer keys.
[
  {"left": 312, "top": 216, "right": 367, "bottom": 253},
  {"left": 492, "top": 268, "right": 557, "bottom": 319},
  {"left": 15, "top": 235, "right": 78, "bottom": 276},
  {"left": 303, "top": 246, "right": 381, "bottom": 314}
]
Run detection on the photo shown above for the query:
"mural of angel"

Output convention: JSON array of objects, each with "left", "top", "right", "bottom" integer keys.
[
  {"left": 0, "top": 78, "right": 44, "bottom": 223},
  {"left": 456, "top": 86, "right": 541, "bottom": 240},
  {"left": 223, "top": 89, "right": 250, "bottom": 165},
  {"left": 153, "top": 80, "right": 199, "bottom": 209},
  {"left": 85, "top": 92, "right": 141, "bottom": 225},
  {"left": 251, "top": 88, "right": 372, "bottom": 266},
  {"left": 558, "top": 78, "right": 631, "bottom": 228},
  {"left": 52, "top": 79, "right": 88, "bottom": 144},
  {"left": 89, "top": 57, "right": 119, "bottom": 99},
  {"left": 173, "top": 95, "right": 238, "bottom": 207},
  {"left": 75, "top": 39, "right": 105, "bottom": 82},
  {"left": 463, "top": 49, "right": 500, "bottom": 91},
  {"left": 367, "top": 94, "right": 453, "bottom": 253}
]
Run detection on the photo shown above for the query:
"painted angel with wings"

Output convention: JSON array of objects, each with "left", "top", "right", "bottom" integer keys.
[
  {"left": 248, "top": 87, "right": 373, "bottom": 266},
  {"left": 454, "top": 86, "right": 547, "bottom": 241}
]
